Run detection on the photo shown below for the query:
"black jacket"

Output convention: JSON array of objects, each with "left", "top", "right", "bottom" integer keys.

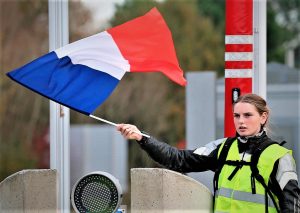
[{"left": 137, "top": 133, "right": 300, "bottom": 212}]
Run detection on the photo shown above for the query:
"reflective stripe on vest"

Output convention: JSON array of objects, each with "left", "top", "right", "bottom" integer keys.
[
  {"left": 215, "top": 139, "right": 291, "bottom": 212},
  {"left": 217, "top": 187, "right": 275, "bottom": 208}
]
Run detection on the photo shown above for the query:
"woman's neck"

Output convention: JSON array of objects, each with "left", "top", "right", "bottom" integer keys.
[{"left": 238, "top": 130, "right": 265, "bottom": 143}]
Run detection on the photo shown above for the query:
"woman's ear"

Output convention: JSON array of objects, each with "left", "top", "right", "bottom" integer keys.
[{"left": 261, "top": 112, "right": 268, "bottom": 125}]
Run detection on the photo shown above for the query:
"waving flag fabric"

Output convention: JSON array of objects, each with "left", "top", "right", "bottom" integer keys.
[{"left": 7, "top": 8, "right": 186, "bottom": 115}]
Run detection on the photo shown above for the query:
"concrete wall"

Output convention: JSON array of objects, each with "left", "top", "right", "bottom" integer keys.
[
  {"left": 131, "top": 168, "right": 212, "bottom": 213},
  {"left": 0, "top": 169, "right": 57, "bottom": 213}
]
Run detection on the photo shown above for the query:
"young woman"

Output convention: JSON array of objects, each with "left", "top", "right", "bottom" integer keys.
[{"left": 117, "top": 94, "right": 300, "bottom": 212}]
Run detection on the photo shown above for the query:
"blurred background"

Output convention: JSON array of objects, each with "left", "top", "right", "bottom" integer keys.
[{"left": 0, "top": 0, "right": 299, "bottom": 209}]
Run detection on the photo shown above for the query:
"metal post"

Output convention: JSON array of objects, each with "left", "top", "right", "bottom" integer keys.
[
  {"left": 253, "top": 0, "right": 267, "bottom": 99},
  {"left": 186, "top": 71, "right": 216, "bottom": 192},
  {"left": 48, "top": 0, "right": 70, "bottom": 212}
]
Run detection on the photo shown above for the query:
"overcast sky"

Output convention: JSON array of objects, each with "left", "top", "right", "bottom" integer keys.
[{"left": 81, "top": 0, "right": 125, "bottom": 27}]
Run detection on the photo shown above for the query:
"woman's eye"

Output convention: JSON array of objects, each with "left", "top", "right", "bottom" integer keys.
[
  {"left": 234, "top": 114, "right": 240, "bottom": 118},
  {"left": 244, "top": 113, "right": 252, "bottom": 117}
]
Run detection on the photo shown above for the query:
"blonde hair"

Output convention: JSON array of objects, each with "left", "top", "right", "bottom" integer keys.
[{"left": 233, "top": 93, "right": 270, "bottom": 129}]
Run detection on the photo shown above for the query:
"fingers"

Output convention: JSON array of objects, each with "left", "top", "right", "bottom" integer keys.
[{"left": 116, "top": 124, "right": 142, "bottom": 141}]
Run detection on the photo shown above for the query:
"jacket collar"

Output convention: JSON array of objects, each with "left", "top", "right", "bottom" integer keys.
[{"left": 236, "top": 130, "right": 267, "bottom": 144}]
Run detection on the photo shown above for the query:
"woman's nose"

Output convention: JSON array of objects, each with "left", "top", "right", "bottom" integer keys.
[{"left": 238, "top": 116, "right": 244, "bottom": 124}]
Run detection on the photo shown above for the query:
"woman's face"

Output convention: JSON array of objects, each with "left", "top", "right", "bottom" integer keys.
[{"left": 233, "top": 102, "right": 267, "bottom": 137}]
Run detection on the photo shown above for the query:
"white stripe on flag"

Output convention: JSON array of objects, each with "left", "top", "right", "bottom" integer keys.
[
  {"left": 225, "top": 52, "right": 253, "bottom": 61},
  {"left": 225, "top": 35, "right": 253, "bottom": 44},
  {"left": 55, "top": 31, "right": 129, "bottom": 80},
  {"left": 225, "top": 69, "right": 252, "bottom": 78}
]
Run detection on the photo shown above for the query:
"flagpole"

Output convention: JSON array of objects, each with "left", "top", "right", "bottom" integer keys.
[
  {"left": 89, "top": 115, "right": 150, "bottom": 138},
  {"left": 253, "top": 0, "right": 267, "bottom": 99},
  {"left": 49, "top": 1, "right": 70, "bottom": 212}
]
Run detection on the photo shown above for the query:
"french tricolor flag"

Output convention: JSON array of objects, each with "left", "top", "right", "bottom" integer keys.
[{"left": 7, "top": 8, "right": 186, "bottom": 115}]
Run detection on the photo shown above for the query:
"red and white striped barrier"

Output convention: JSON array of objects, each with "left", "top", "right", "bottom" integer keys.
[{"left": 224, "top": 0, "right": 253, "bottom": 137}]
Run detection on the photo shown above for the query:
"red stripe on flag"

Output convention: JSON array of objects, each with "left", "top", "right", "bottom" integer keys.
[
  {"left": 226, "top": 0, "right": 253, "bottom": 35},
  {"left": 225, "top": 44, "right": 253, "bottom": 52},
  {"left": 108, "top": 8, "right": 186, "bottom": 86},
  {"left": 225, "top": 61, "right": 252, "bottom": 69}
]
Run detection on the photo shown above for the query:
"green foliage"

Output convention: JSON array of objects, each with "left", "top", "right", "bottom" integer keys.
[
  {"left": 267, "top": 0, "right": 299, "bottom": 63},
  {"left": 0, "top": 0, "right": 49, "bottom": 181},
  {"left": 271, "top": 0, "right": 300, "bottom": 34},
  {"left": 0, "top": 0, "right": 92, "bottom": 181},
  {"left": 267, "top": 6, "right": 288, "bottom": 63},
  {"left": 196, "top": 0, "right": 225, "bottom": 30}
]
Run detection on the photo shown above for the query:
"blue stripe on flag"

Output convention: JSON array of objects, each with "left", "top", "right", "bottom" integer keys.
[{"left": 7, "top": 51, "right": 119, "bottom": 115}]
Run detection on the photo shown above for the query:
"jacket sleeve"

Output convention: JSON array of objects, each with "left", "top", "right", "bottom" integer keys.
[
  {"left": 137, "top": 135, "right": 220, "bottom": 173},
  {"left": 270, "top": 154, "right": 300, "bottom": 212}
]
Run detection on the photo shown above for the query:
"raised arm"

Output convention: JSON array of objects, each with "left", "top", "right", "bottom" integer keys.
[{"left": 117, "top": 124, "right": 219, "bottom": 173}]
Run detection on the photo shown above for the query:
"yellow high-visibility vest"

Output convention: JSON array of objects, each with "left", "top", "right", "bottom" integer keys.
[{"left": 214, "top": 139, "right": 290, "bottom": 213}]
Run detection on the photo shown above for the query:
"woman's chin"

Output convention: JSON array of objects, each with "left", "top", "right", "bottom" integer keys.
[{"left": 238, "top": 131, "right": 248, "bottom": 137}]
